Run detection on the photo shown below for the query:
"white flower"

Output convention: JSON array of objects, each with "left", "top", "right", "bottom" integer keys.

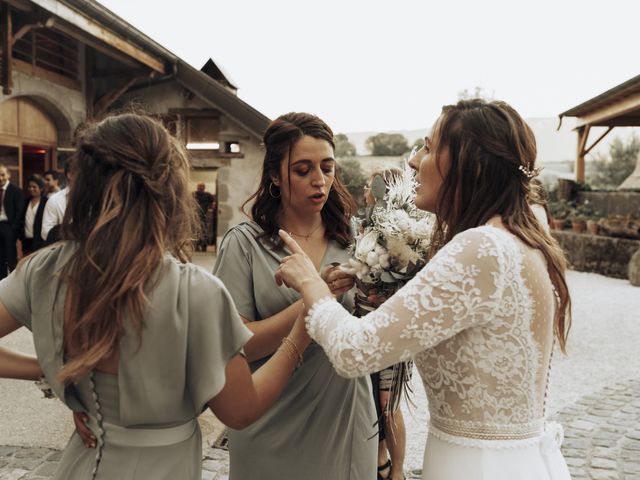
[
  {"left": 356, "top": 231, "right": 378, "bottom": 259},
  {"left": 366, "top": 250, "right": 379, "bottom": 267},
  {"left": 379, "top": 253, "right": 390, "bottom": 269}
]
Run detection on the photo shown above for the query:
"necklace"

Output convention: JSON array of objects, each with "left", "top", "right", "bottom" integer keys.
[{"left": 282, "top": 222, "right": 324, "bottom": 240}]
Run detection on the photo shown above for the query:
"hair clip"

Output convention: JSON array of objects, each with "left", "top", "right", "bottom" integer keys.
[{"left": 518, "top": 164, "right": 543, "bottom": 179}]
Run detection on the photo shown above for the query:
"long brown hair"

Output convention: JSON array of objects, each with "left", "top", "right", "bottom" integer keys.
[
  {"left": 429, "top": 99, "right": 571, "bottom": 352},
  {"left": 58, "top": 113, "right": 198, "bottom": 383},
  {"left": 242, "top": 112, "right": 355, "bottom": 247}
]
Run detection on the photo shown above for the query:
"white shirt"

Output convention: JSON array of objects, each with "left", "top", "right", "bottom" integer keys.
[
  {"left": 41, "top": 187, "right": 68, "bottom": 240},
  {"left": 24, "top": 199, "right": 40, "bottom": 239},
  {"left": 0, "top": 182, "right": 9, "bottom": 222}
]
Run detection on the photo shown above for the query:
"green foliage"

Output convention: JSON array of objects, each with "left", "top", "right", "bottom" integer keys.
[
  {"left": 457, "top": 86, "right": 495, "bottom": 101},
  {"left": 365, "top": 133, "right": 410, "bottom": 156},
  {"left": 334, "top": 133, "right": 356, "bottom": 158},
  {"left": 586, "top": 133, "right": 639, "bottom": 189},
  {"left": 337, "top": 157, "right": 366, "bottom": 206},
  {"left": 548, "top": 200, "right": 571, "bottom": 219}
]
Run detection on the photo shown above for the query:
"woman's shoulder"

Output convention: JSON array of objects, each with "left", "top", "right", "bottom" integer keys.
[{"left": 220, "top": 221, "right": 269, "bottom": 249}]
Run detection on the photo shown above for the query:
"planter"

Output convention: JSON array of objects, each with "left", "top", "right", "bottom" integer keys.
[
  {"left": 571, "top": 220, "right": 586, "bottom": 233},
  {"left": 550, "top": 218, "right": 566, "bottom": 230},
  {"left": 586, "top": 220, "right": 600, "bottom": 235}
]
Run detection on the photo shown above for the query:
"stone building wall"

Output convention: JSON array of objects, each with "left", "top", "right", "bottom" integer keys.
[
  {"left": 578, "top": 192, "right": 640, "bottom": 217},
  {"left": 552, "top": 230, "right": 640, "bottom": 279}
]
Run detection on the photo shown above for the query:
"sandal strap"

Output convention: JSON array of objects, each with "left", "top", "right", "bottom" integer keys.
[{"left": 377, "top": 459, "right": 392, "bottom": 471}]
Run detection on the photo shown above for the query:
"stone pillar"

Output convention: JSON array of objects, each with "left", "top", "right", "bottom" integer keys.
[{"left": 619, "top": 152, "right": 640, "bottom": 191}]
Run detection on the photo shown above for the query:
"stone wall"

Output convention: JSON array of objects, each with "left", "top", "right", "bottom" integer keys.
[
  {"left": 551, "top": 230, "right": 640, "bottom": 279},
  {"left": 118, "top": 82, "right": 264, "bottom": 242},
  {"left": 578, "top": 192, "right": 640, "bottom": 217}
]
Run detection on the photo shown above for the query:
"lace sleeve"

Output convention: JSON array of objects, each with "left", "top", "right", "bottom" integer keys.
[{"left": 305, "top": 228, "right": 506, "bottom": 378}]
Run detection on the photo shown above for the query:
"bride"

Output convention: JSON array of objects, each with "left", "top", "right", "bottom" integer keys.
[{"left": 275, "top": 99, "right": 573, "bottom": 479}]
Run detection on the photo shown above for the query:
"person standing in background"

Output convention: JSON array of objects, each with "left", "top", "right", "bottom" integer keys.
[
  {"left": 0, "top": 165, "right": 24, "bottom": 279},
  {"left": 20, "top": 174, "right": 48, "bottom": 255},
  {"left": 193, "top": 182, "right": 214, "bottom": 252},
  {"left": 43, "top": 169, "right": 62, "bottom": 195},
  {"left": 41, "top": 159, "right": 75, "bottom": 244}
]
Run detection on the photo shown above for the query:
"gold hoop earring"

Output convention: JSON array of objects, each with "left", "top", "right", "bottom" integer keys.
[{"left": 269, "top": 182, "right": 281, "bottom": 199}]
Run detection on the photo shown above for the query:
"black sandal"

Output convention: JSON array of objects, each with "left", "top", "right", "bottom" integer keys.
[{"left": 377, "top": 459, "right": 392, "bottom": 480}]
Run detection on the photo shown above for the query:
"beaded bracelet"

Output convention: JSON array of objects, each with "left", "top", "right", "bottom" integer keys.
[{"left": 281, "top": 337, "right": 303, "bottom": 369}]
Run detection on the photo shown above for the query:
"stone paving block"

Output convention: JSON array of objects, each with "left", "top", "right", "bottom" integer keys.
[
  {"left": 589, "top": 469, "right": 619, "bottom": 480},
  {"left": 202, "top": 459, "right": 222, "bottom": 472},
  {"left": 45, "top": 451, "right": 61, "bottom": 462},
  {"left": 592, "top": 456, "right": 618, "bottom": 470},
  {"left": 563, "top": 438, "right": 591, "bottom": 449},
  {"left": 592, "top": 446, "right": 618, "bottom": 459},
  {"left": 33, "top": 462, "right": 58, "bottom": 477},
  {"left": 570, "top": 419, "right": 599, "bottom": 432},
  {"left": 200, "top": 471, "right": 215, "bottom": 480},
  {"left": 12, "top": 448, "right": 50, "bottom": 460},
  {"left": 0, "top": 446, "right": 18, "bottom": 458},
  {"left": 1, "top": 469, "right": 30, "bottom": 480},
  {"left": 8, "top": 457, "right": 42, "bottom": 470},
  {"left": 565, "top": 456, "right": 586, "bottom": 467}
]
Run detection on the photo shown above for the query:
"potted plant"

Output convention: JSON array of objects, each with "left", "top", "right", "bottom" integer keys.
[
  {"left": 548, "top": 200, "right": 569, "bottom": 230},
  {"left": 586, "top": 209, "right": 601, "bottom": 235},
  {"left": 570, "top": 202, "right": 594, "bottom": 234}
]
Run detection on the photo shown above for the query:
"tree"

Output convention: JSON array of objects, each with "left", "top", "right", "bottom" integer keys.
[
  {"left": 586, "top": 133, "right": 639, "bottom": 189},
  {"left": 365, "top": 133, "right": 410, "bottom": 156},
  {"left": 334, "top": 133, "right": 356, "bottom": 158},
  {"left": 457, "top": 86, "right": 495, "bottom": 101},
  {"left": 337, "top": 157, "right": 366, "bottom": 206}
]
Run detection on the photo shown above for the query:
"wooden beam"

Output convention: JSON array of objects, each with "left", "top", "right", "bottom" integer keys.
[
  {"left": 574, "top": 91, "right": 640, "bottom": 128},
  {"left": 575, "top": 125, "right": 590, "bottom": 184},
  {"left": 584, "top": 126, "right": 614, "bottom": 156},
  {"left": 1, "top": 2, "right": 13, "bottom": 94},
  {"left": 3, "top": 0, "right": 32, "bottom": 12},
  {"left": 30, "top": 0, "right": 166, "bottom": 73},
  {"left": 93, "top": 73, "right": 153, "bottom": 116}
]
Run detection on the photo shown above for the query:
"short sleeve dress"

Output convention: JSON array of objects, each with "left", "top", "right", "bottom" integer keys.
[
  {"left": 213, "top": 221, "right": 377, "bottom": 480},
  {"left": 0, "top": 242, "right": 252, "bottom": 480}
]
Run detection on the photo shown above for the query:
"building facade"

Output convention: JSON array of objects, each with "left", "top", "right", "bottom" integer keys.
[{"left": 0, "top": 0, "right": 270, "bottom": 241}]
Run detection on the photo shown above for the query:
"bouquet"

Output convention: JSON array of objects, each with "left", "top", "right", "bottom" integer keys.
[{"left": 341, "top": 162, "right": 435, "bottom": 412}]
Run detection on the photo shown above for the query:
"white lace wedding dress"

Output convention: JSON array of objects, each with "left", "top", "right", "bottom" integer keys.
[{"left": 305, "top": 225, "right": 572, "bottom": 479}]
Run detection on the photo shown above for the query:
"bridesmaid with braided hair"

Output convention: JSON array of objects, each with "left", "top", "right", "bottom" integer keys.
[{"left": 0, "top": 112, "right": 313, "bottom": 480}]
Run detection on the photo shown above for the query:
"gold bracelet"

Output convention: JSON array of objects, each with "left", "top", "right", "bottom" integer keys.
[{"left": 281, "top": 337, "right": 303, "bottom": 368}]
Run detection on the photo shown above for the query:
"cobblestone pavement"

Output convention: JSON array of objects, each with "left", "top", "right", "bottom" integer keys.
[{"left": 2, "top": 377, "right": 639, "bottom": 479}]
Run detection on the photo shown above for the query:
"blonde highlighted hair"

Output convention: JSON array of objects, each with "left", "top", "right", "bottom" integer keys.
[{"left": 58, "top": 113, "right": 198, "bottom": 383}]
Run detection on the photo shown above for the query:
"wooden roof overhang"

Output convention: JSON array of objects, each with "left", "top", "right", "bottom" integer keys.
[{"left": 558, "top": 74, "right": 640, "bottom": 183}]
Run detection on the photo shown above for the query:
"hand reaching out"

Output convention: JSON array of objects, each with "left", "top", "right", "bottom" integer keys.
[{"left": 274, "top": 230, "right": 325, "bottom": 292}]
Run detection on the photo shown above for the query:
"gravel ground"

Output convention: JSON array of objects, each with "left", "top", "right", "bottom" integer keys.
[{"left": 400, "top": 270, "right": 640, "bottom": 471}]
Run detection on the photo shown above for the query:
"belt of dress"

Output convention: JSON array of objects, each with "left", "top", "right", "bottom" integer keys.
[{"left": 87, "top": 416, "right": 197, "bottom": 447}]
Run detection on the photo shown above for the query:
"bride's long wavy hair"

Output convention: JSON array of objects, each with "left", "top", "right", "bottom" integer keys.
[
  {"left": 58, "top": 113, "right": 198, "bottom": 383},
  {"left": 428, "top": 99, "right": 571, "bottom": 352}
]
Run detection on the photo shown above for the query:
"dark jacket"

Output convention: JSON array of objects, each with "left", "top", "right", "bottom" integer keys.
[
  {"left": 20, "top": 195, "right": 48, "bottom": 250},
  {"left": 1, "top": 183, "right": 24, "bottom": 232}
]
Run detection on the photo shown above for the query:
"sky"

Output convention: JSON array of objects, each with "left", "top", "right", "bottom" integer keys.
[{"left": 100, "top": 0, "right": 639, "bottom": 135}]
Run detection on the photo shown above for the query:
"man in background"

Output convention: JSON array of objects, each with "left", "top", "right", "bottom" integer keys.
[
  {"left": 0, "top": 165, "right": 24, "bottom": 279},
  {"left": 41, "top": 160, "right": 74, "bottom": 244},
  {"left": 43, "top": 169, "right": 63, "bottom": 195}
]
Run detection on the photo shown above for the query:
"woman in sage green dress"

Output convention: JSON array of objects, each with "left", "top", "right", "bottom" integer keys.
[
  {"left": 0, "top": 113, "right": 313, "bottom": 480},
  {"left": 214, "top": 112, "right": 377, "bottom": 479}
]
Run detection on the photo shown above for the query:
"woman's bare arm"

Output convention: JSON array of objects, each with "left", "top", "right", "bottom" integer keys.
[
  {"left": 208, "top": 311, "right": 310, "bottom": 430},
  {"left": 0, "top": 303, "right": 41, "bottom": 381}
]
